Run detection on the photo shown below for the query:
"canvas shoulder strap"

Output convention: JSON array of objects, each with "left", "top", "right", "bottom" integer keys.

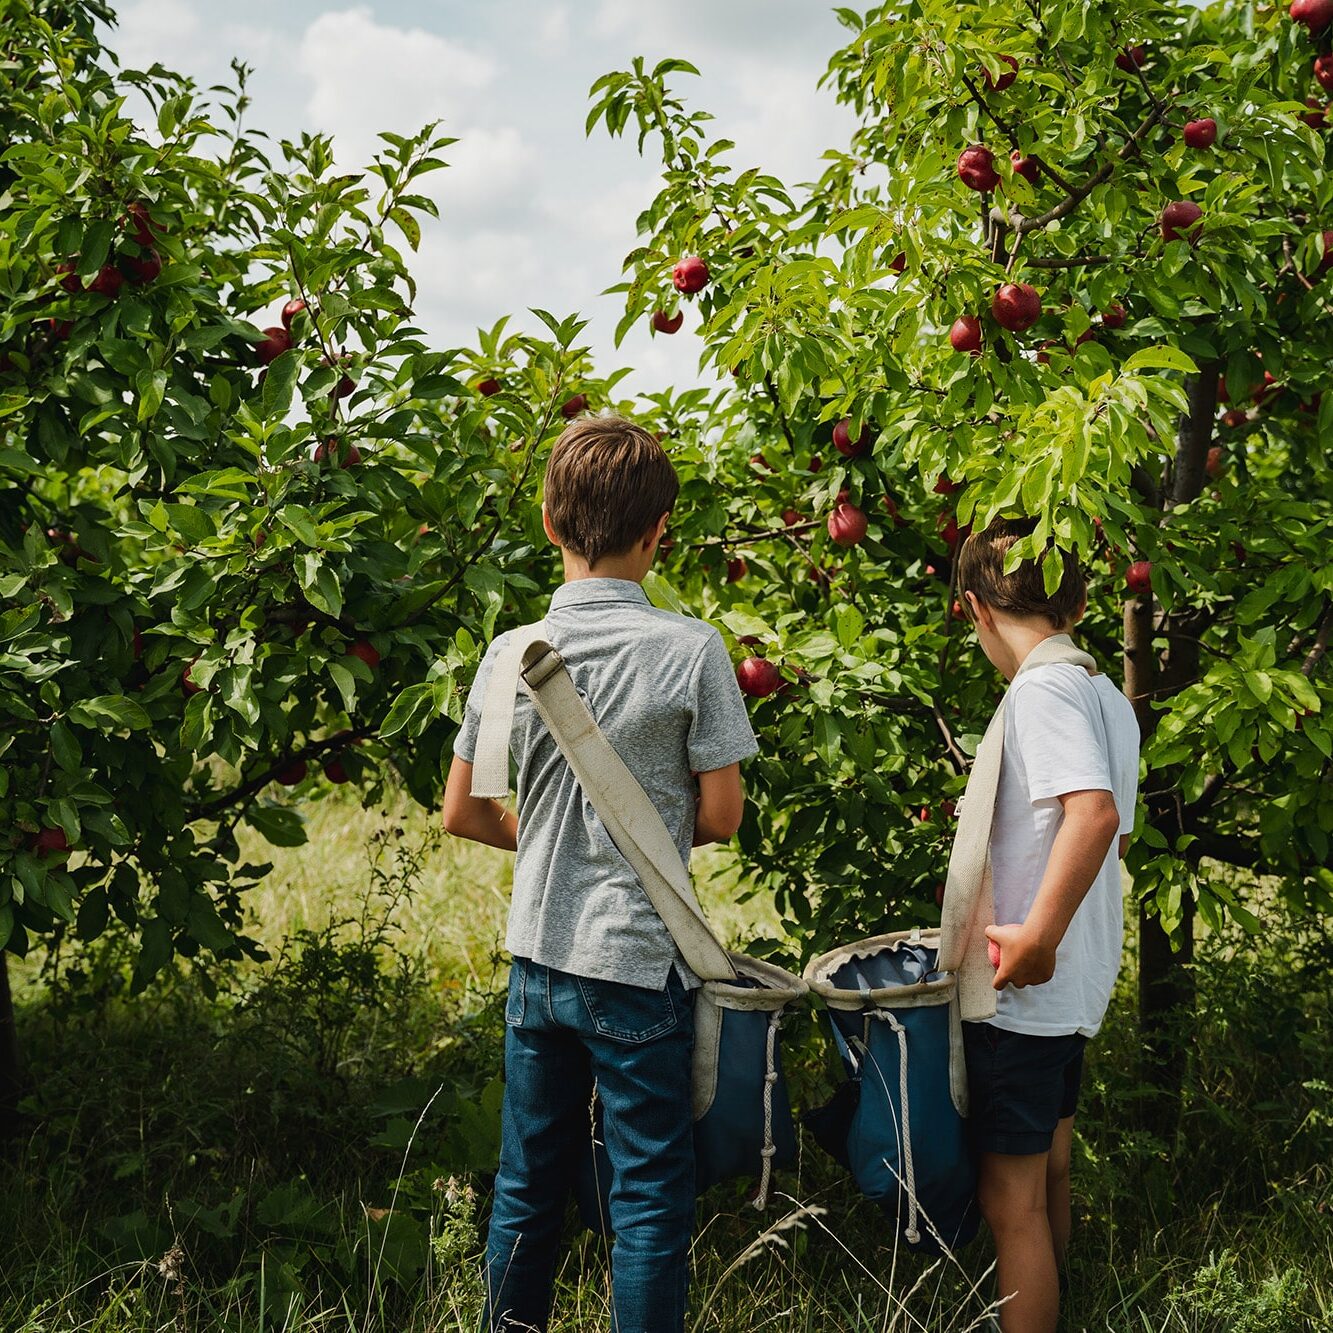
[
  {"left": 470, "top": 623, "right": 736, "bottom": 983},
  {"left": 938, "top": 633, "right": 1098, "bottom": 1021}
]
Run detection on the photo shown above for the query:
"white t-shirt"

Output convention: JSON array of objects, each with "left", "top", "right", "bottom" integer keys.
[{"left": 987, "top": 661, "right": 1141, "bottom": 1038}]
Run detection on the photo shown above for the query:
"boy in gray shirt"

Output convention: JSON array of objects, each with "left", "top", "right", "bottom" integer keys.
[{"left": 444, "top": 415, "right": 757, "bottom": 1333}]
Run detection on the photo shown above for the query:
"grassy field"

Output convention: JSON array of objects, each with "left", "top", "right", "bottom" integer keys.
[{"left": 3, "top": 788, "right": 1330, "bottom": 1331}]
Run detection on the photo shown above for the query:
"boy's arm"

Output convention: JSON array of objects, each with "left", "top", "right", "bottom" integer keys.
[
  {"left": 442, "top": 755, "right": 518, "bottom": 852},
  {"left": 693, "top": 763, "right": 744, "bottom": 845},
  {"left": 986, "top": 788, "right": 1121, "bottom": 989}
]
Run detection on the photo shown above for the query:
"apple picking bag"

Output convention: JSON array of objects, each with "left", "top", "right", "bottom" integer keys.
[
  {"left": 470, "top": 623, "right": 808, "bottom": 1213},
  {"left": 802, "top": 633, "right": 1097, "bottom": 1255}
]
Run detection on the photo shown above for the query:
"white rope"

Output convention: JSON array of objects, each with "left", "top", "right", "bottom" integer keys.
[
  {"left": 750, "top": 1011, "right": 782, "bottom": 1211},
  {"left": 874, "top": 1011, "right": 920, "bottom": 1245}
]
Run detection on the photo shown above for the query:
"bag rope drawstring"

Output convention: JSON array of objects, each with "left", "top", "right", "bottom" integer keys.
[
  {"left": 751, "top": 1009, "right": 782, "bottom": 1210},
  {"left": 870, "top": 1009, "right": 920, "bottom": 1245}
]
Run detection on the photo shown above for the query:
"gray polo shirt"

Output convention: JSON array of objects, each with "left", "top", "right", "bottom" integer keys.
[{"left": 453, "top": 578, "right": 758, "bottom": 991}]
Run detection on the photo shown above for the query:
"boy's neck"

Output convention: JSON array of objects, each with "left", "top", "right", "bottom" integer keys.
[
  {"left": 991, "top": 619, "right": 1075, "bottom": 682},
  {"left": 559, "top": 550, "right": 650, "bottom": 585}
]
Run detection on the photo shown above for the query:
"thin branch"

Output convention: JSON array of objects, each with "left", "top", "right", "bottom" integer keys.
[
  {"left": 1300, "top": 602, "right": 1333, "bottom": 677},
  {"left": 762, "top": 374, "right": 797, "bottom": 452},
  {"left": 1025, "top": 254, "right": 1115, "bottom": 269}
]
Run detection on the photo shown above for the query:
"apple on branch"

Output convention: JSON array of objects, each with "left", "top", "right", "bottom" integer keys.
[
  {"left": 957, "top": 145, "right": 1000, "bottom": 192},
  {"left": 833, "top": 417, "right": 871, "bottom": 457},
  {"left": 991, "top": 282, "right": 1042, "bottom": 333},
  {"left": 1126, "top": 561, "right": 1153, "bottom": 595},
  {"left": 1161, "top": 200, "right": 1204, "bottom": 244},
  {"left": 981, "top": 55, "right": 1018, "bottom": 91},
  {"left": 827, "top": 501, "right": 868, "bottom": 547},
  {"left": 652, "top": 309, "right": 684, "bottom": 334},
  {"left": 672, "top": 256, "right": 709, "bottom": 294},
  {"left": 949, "top": 315, "right": 983, "bottom": 354},
  {"left": 1011, "top": 150, "right": 1040, "bottom": 183},
  {"left": 255, "top": 326, "right": 292, "bottom": 364},
  {"left": 736, "top": 657, "right": 783, "bottom": 698},
  {"left": 1183, "top": 118, "right": 1218, "bottom": 148},
  {"left": 1291, "top": 0, "right": 1333, "bottom": 34}
]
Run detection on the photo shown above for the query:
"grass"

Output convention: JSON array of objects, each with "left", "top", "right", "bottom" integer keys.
[{"left": 3, "top": 787, "right": 1330, "bottom": 1331}]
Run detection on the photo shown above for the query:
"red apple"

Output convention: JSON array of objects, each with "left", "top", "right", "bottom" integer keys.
[
  {"left": 1126, "top": 560, "right": 1153, "bottom": 595},
  {"left": 938, "top": 514, "right": 960, "bottom": 549},
  {"left": 808, "top": 456, "right": 823, "bottom": 473},
  {"left": 1010, "top": 150, "right": 1040, "bottom": 183},
  {"left": 957, "top": 145, "right": 1000, "bottom": 192},
  {"left": 1183, "top": 118, "right": 1217, "bottom": 149},
  {"left": 991, "top": 282, "right": 1042, "bottom": 332},
  {"left": 672, "top": 256, "right": 709, "bottom": 294},
  {"left": 1316, "top": 54, "right": 1333, "bottom": 91},
  {"left": 281, "top": 298, "right": 306, "bottom": 329},
  {"left": 124, "top": 249, "right": 162, "bottom": 285},
  {"left": 736, "top": 657, "right": 783, "bottom": 697},
  {"left": 1300, "top": 98, "right": 1328, "bottom": 129},
  {"left": 33, "top": 826, "right": 70, "bottom": 857},
  {"left": 949, "top": 315, "right": 983, "bottom": 353},
  {"left": 314, "top": 438, "right": 362, "bottom": 468},
  {"left": 347, "top": 639, "right": 380, "bottom": 669},
  {"left": 934, "top": 474, "right": 961, "bottom": 495},
  {"left": 48, "top": 318, "right": 74, "bottom": 340},
  {"left": 1317, "top": 229, "right": 1333, "bottom": 274},
  {"left": 726, "top": 557, "right": 748, "bottom": 583},
  {"left": 123, "top": 202, "right": 156, "bottom": 247},
  {"left": 750, "top": 452, "right": 772, "bottom": 471},
  {"left": 181, "top": 659, "right": 203, "bottom": 695},
  {"left": 477, "top": 378, "right": 502, "bottom": 396},
  {"left": 1252, "top": 371, "right": 1278, "bottom": 407},
  {"left": 1161, "top": 200, "right": 1203, "bottom": 243},
  {"left": 1115, "top": 45, "right": 1147, "bottom": 71},
  {"left": 981, "top": 55, "right": 1019, "bottom": 91},
  {"left": 1205, "top": 446, "right": 1223, "bottom": 478},
  {"left": 88, "top": 264, "right": 124, "bottom": 299},
  {"left": 324, "top": 757, "right": 350, "bottom": 784},
  {"left": 988, "top": 939, "right": 1002, "bottom": 969},
  {"left": 55, "top": 260, "right": 82, "bottom": 293},
  {"left": 560, "top": 392, "right": 587, "bottom": 418},
  {"left": 833, "top": 417, "right": 871, "bottom": 457},
  {"left": 330, "top": 374, "right": 356, "bottom": 400},
  {"left": 1221, "top": 408, "right": 1248, "bottom": 428},
  {"left": 1101, "top": 303, "right": 1127, "bottom": 329},
  {"left": 781, "top": 508, "right": 801, "bottom": 527},
  {"left": 275, "top": 759, "right": 308, "bottom": 786},
  {"left": 889, "top": 251, "right": 906, "bottom": 274},
  {"left": 1291, "top": 0, "right": 1333, "bottom": 32},
  {"left": 827, "top": 502, "right": 868, "bottom": 547},
  {"left": 652, "top": 309, "right": 684, "bottom": 334},
  {"left": 255, "top": 326, "right": 291, "bottom": 364}
]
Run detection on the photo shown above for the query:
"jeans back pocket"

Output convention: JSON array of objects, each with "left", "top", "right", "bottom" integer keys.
[{"left": 575, "top": 975, "right": 678, "bottom": 1044}]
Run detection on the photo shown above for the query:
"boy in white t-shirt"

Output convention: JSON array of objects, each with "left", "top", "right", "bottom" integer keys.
[{"left": 955, "top": 518, "right": 1141, "bottom": 1333}]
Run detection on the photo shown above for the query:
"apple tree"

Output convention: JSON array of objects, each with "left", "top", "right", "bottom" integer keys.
[
  {"left": 0, "top": 0, "right": 612, "bottom": 1106},
  {"left": 590, "top": 0, "right": 1333, "bottom": 1120}
]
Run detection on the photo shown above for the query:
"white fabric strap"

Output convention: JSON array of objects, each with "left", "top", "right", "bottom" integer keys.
[
  {"left": 471, "top": 626, "right": 736, "bottom": 983},
  {"left": 939, "top": 633, "right": 1097, "bottom": 1021},
  {"left": 470, "top": 622, "right": 552, "bottom": 799}
]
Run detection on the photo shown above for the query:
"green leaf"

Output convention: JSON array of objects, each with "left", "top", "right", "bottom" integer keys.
[
  {"left": 379, "top": 683, "right": 437, "bottom": 740},
  {"left": 68, "top": 695, "right": 152, "bottom": 731},
  {"left": 245, "top": 805, "right": 308, "bottom": 848},
  {"left": 136, "top": 368, "right": 168, "bottom": 423},
  {"left": 388, "top": 205, "right": 421, "bottom": 250}
]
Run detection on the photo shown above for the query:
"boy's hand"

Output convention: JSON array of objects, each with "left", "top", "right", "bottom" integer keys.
[{"left": 985, "top": 923, "right": 1057, "bottom": 990}]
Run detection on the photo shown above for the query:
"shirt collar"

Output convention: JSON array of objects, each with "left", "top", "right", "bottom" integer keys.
[{"left": 549, "top": 577, "right": 651, "bottom": 611}]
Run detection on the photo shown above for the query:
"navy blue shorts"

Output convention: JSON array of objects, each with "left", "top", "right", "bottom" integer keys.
[{"left": 963, "top": 1022, "right": 1088, "bottom": 1156}]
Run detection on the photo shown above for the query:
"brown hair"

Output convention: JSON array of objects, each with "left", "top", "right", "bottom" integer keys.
[
  {"left": 955, "top": 517, "right": 1087, "bottom": 629},
  {"left": 543, "top": 414, "right": 679, "bottom": 567}
]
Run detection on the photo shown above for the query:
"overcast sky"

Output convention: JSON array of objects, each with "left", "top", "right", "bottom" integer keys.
[{"left": 108, "top": 1, "right": 859, "bottom": 395}]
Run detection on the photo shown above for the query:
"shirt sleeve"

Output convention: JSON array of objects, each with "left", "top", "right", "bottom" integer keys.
[
  {"left": 452, "top": 632, "right": 509, "bottom": 764},
  {"left": 686, "top": 628, "right": 760, "bottom": 774},
  {"left": 1009, "top": 664, "right": 1113, "bottom": 804}
]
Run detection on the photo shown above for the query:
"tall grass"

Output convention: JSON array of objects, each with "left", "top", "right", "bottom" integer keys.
[{"left": 3, "top": 789, "right": 1329, "bottom": 1331}]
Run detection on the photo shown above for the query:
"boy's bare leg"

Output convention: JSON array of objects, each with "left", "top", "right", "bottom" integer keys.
[
  {"left": 1046, "top": 1116, "right": 1074, "bottom": 1267},
  {"left": 977, "top": 1151, "right": 1059, "bottom": 1333}
]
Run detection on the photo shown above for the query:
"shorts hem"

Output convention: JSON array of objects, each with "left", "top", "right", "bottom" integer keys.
[{"left": 973, "top": 1130, "right": 1054, "bottom": 1156}]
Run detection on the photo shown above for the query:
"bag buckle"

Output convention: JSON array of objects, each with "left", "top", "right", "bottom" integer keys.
[{"left": 521, "top": 646, "right": 564, "bottom": 689}]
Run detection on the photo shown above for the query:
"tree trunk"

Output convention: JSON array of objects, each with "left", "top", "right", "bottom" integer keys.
[
  {"left": 0, "top": 953, "right": 22, "bottom": 1139},
  {"left": 1126, "top": 359, "right": 1220, "bottom": 1137}
]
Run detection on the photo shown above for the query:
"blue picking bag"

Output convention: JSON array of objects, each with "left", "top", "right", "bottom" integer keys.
[
  {"left": 577, "top": 955, "right": 806, "bottom": 1233},
  {"left": 804, "top": 930, "right": 979, "bottom": 1256}
]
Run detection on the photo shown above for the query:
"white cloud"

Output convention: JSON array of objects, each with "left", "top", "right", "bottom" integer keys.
[{"left": 297, "top": 7, "right": 496, "bottom": 165}]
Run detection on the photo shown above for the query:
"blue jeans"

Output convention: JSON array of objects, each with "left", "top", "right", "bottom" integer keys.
[{"left": 483, "top": 958, "right": 696, "bottom": 1333}]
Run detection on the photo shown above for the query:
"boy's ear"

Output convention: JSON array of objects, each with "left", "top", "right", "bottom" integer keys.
[
  {"left": 541, "top": 503, "right": 560, "bottom": 548},
  {"left": 964, "top": 590, "right": 989, "bottom": 628},
  {"left": 643, "top": 511, "right": 670, "bottom": 550}
]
